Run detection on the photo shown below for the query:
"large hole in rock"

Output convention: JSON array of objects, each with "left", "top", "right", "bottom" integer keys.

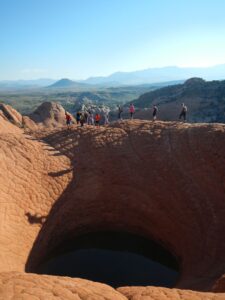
[{"left": 36, "top": 231, "right": 179, "bottom": 288}]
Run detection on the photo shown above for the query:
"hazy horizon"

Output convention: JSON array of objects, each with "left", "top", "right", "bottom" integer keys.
[
  {"left": 1, "top": 64, "right": 225, "bottom": 82},
  {"left": 1, "top": 0, "right": 225, "bottom": 80}
]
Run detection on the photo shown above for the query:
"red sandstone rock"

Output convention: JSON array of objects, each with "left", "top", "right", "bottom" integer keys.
[
  {"left": 28, "top": 101, "right": 75, "bottom": 128},
  {"left": 0, "top": 117, "right": 225, "bottom": 299},
  {"left": 0, "top": 112, "right": 21, "bottom": 133},
  {"left": 0, "top": 103, "right": 23, "bottom": 126},
  {"left": 118, "top": 286, "right": 225, "bottom": 300},
  {"left": 22, "top": 115, "right": 39, "bottom": 131},
  {"left": 0, "top": 116, "right": 72, "bottom": 272},
  {"left": 30, "top": 120, "right": 225, "bottom": 292},
  {"left": 0, "top": 272, "right": 126, "bottom": 300}
]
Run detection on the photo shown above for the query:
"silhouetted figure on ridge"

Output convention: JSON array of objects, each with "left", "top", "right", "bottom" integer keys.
[
  {"left": 152, "top": 105, "right": 158, "bottom": 121},
  {"left": 179, "top": 103, "right": 188, "bottom": 122},
  {"left": 118, "top": 105, "right": 123, "bottom": 120},
  {"left": 129, "top": 104, "right": 135, "bottom": 119}
]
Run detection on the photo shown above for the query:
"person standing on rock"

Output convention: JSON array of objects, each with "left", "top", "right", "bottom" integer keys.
[
  {"left": 179, "top": 103, "right": 188, "bottom": 122},
  {"left": 87, "top": 111, "right": 94, "bottom": 125},
  {"left": 80, "top": 113, "right": 85, "bottom": 127},
  {"left": 129, "top": 104, "right": 135, "bottom": 119},
  {"left": 118, "top": 105, "right": 123, "bottom": 120},
  {"left": 103, "top": 111, "right": 109, "bottom": 125},
  {"left": 90, "top": 112, "right": 95, "bottom": 125},
  {"left": 95, "top": 113, "right": 101, "bottom": 126},
  {"left": 76, "top": 111, "right": 81, "bottom": 125},
  {"left": 84, "top": 111, "right": 88, "bottom": 123},
  {"left": 65, "top": 112, "right": 72, "bottom": 129},
  {"left": 152, "top": 105, "right": 158, "bottom": 121}
]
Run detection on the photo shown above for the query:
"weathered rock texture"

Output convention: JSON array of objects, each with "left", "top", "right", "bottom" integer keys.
[
  {"left": 28, "top": 101, "right": 74, "bottom": 128},
  {"left": 0, "top": 115, "right": 72, "bottom": 272},
  {"left": 0, "top": 116, "right": 225, "bottom": 299},
  {"left": 118, "top": 286, "right": 225, "bottom": 300},
  {"left": 0, "top": 103, "right": 23, "bottom": 126},
  {"left": 0, "top": 273, "right": 225, "bottom": 300},
  {"left": 28, "top": 120, "right": 225, "bottom": 291},
  {"left": 0, "top": 272, "right": 126, "bottom": 300}
]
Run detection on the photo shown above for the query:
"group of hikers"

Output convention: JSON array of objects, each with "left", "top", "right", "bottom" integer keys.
[
  {"left": 65, "top": 110, "right": 108, "bottom": 128},
  {"left": 118, "top": 103, "right": 187, "bottom": 121},
  {"left": 65, "top": 103, "right": 188, "bottom": 128}
]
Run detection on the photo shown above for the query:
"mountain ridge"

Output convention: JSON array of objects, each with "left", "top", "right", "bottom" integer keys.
[
  {"left": 82, "top": 64, "right": 225, "bottom": 85},
  {"left": 1, "top": 64, "right": 225, "bottom": 89},
  {"left": 129, "top": 77, "right": 225, "bottom": 123},
  {"left": 47, "top": 78, "right": 89, "bottom": 89}
]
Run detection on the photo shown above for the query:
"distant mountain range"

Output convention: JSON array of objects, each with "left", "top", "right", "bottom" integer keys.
[
  {"left": 1, "top": 64, "right": 225, "bottom": 90},
  {"left": 81, "top": 64, "right": 225, "bottom": 85},
  {"left": 47, "top": 78, "right": 184, "bottom": 90},
  {"left": 47, "top": 63, "right": 225, "bottom": 88}
]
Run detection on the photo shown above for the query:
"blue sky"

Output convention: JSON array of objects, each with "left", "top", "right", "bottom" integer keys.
[{"left": 1, "top": 0, "right": 225, "bottom": 80}]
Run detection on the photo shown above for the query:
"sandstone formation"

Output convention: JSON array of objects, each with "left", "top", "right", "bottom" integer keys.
[
  {"left": 0, "top": 273, "right": 224, "bottom": 300},
  {"left": 0, "top": 114, "right": 225, "bottom": 299},
  {"left": 0, "top": 103, "right": 23, "bottom": 126},
  {"left": 0, "top": 114, "right": 72, "bottom": 272},
  {"left": 28, "top": 101, "right": 75, "bottom": 128},
  {"left": 118, "top": 286, "right": 225, "bottom": 299},
  {"left": 0, "top": 272, "right": 126, "bottom": 300},
  {"left": 22, "top": 115, "right": 39, "bottom": 131},
  {"left": 0, "top": 103, "right": 39, "bottom": 131}
]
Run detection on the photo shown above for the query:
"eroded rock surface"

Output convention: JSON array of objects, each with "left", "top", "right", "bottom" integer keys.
[
  {"left": 29, "top": 120, "right": 225, "bottom": 292},
  {"left": 0, "top": 272, "right": 126, "bottom": 300},
  {"left": 118, "top": 286, "right": 225, "bottom": 300},
  {"left": 28, "top": 101, "right": 74, "bottom": 128},
  {"left": 0, "top": 116, "right": 225, "bottom": 299},
  {"left": 0, "top": 103, "right": 23, "bottom": 126},
  {"left": 0, "top": 115, "right": 72, "bottom": 272}
]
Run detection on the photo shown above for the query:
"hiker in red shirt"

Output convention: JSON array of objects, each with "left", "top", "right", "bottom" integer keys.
[
  {"left": 95, "top": 113, "right": 101, "bottom": 126},
  {"left": 129, "top": 104, "right": 135, "bottom": 119},
  {"left": 65, "top": 112, "right": 72, "bottom": 129}
]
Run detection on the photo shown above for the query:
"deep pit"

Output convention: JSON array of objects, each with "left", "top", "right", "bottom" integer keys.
[{"left": 36, "top": 231, "right": 179, "bottom": 288}]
